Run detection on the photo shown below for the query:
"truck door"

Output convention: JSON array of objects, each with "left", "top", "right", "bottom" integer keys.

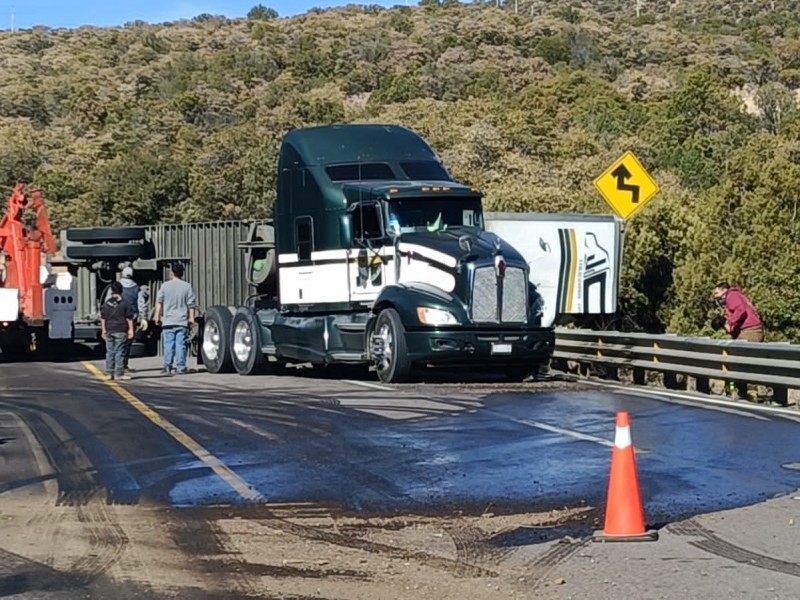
[{"left": 348, "top": 202, "right": 389, "bottom": 304}]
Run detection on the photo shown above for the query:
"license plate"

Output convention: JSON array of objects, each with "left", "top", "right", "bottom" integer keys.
[{"left": 491, "top": 343, "right": 512, "bottom": 355}]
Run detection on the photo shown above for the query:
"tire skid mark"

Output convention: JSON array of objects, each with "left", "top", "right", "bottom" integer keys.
[
  {"left": 185, "top": 505, "right": 496, "bottom": 579},
  {"left": 291, "top": 434, "right": 415, "bottom": 508},
  {"left": 0, "top": 400, "right": 142, "bottom": 506},
  {"left": 70, "top": 500, "right": 129, "bottom": 584},
  {"left": 525, "top": 537, "right": 590, "bottom": 591},
  {"left": 168, "top": 512, "right": 260, "bottom": 598},
  {"left": 229, "top": 562, "right": 370, "bottom": 581},
  {"left": 10, "top": 406, "right": 103, "bottom": 505},
  {"left": 447, "top": 525, "right": 516, "bottom": 566},
  {"left": 1, "top": 404, "right": 128, "bottom": 585},
  {"left": 255, "top": 513, "right": 496, "bottom": 578},
  {"left": 24, "top": 502, "right": 62, "bottom": 570},
  {"left": 668, "top": 518, "right": 800, "bottom": 578}
]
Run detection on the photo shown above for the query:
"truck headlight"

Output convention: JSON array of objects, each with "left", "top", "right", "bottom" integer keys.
[{"left": 416, "top": 307, "right": 458, "bottom": 326}]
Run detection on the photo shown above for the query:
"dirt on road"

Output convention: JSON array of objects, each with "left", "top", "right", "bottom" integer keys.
[{"left": 0, "top": 494, "right": 598, "bottom": 599}]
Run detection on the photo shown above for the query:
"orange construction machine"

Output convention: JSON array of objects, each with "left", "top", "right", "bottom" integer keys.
[{"left": 0, "top": 183, "right": 75, "bottom": 356}]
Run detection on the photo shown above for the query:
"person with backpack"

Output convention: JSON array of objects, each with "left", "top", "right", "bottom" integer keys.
[{"left": 119, "top": 266, "right": 149, "bottom": 374}]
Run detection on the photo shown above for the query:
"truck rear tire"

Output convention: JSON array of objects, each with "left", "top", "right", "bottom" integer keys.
[
  {"left": 201, "top": 306, "right": 234, "bottom": 373},
  {"left": 372, "top": 308, "right": 411, "bottom": 383},
  {"left": 65, "top": 243, "right": 146, "bottom": 260},
  {"left": 230, "top": 307, "right": 269, "bottom": 376},
  {"left": 66, "top": 227, "right": 146, "bottom": 242}
]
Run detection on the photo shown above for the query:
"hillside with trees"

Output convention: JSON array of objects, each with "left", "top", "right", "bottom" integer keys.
[{"left": 1, "top": 0, "right": 799, "bottom": 339}]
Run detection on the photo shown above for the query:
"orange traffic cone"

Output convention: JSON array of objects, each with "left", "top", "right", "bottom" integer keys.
[{"left": 593, "top": 411, "right": 658, "bottom": 542}]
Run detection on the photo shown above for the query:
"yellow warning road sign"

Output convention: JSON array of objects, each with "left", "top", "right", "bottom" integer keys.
[{"left": 594, "top": 151, "right": 660, "bottom": 220}]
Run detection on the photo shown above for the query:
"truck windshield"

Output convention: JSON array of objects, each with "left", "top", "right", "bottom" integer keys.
[{"left": 387, "top": 197, "right": 484, "bottom": 234}]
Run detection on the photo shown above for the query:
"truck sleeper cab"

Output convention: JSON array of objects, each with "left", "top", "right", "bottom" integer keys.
[{"left": 200, "top": 124, "right": 555, "bottom": 383}]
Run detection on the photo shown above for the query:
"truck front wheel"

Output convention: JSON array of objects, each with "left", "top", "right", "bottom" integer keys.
[
  {"left": 372, "top": 308, "right": 411, "bottom": 383},
  {"left": 201, "top": 306, "right": 234, "bottom": 373},
  {"left": 230, "top": 307, "right": 269, "bottom": 376}
]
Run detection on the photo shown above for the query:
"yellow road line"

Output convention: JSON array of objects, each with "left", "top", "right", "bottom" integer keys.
[{"left": 82, "top": 361, "right": 263, "bottom": 502}]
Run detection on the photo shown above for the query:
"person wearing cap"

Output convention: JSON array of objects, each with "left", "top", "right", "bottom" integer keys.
[
  {"left": 120, "top": 266, "right": 149, "bottom": 374},
  {"left": 153, "top": 263, "right": 197, "bottom": 375},
  {"left": 100, "top": 281, "right": 135, "bottom": 381}
]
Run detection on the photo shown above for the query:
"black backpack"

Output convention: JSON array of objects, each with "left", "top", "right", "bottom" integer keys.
[{"left": 121, "top": 283, "right": 139, "bottom": 317}]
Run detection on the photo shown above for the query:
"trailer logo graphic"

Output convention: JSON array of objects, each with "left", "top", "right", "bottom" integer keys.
[
  {"left": 581, "top": 232, "right": 611, "bottom": 314},
  {"left": 533, "top": 228, "right": 612, "bottom": 317}
]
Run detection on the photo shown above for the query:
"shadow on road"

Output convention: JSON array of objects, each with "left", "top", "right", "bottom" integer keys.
[
  {"left": 0, "top": 342, "right": 100, "bottom": 364},
  {"left": 0, "top": 340, "right": 159, "bottom": 365},
  {"left": 289, "top": 362, "right": 546, "bottom": 385}
]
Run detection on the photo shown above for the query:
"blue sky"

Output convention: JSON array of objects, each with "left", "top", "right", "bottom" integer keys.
[{"left": 2, "top": 1, "right": 407, "bottom": 30}]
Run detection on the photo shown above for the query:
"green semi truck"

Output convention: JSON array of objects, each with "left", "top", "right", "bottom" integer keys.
[{"left": 199, "top": 124, "right": 556, "bottom": 382}]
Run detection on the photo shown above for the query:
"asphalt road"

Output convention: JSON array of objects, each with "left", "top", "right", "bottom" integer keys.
[{"left": 1, "top": 356, "right": 800, "bottom": 598}]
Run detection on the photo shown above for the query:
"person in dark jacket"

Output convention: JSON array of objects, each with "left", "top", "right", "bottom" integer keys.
[{"left": 100, "top": 281, "right": 135, "bottom": 381}]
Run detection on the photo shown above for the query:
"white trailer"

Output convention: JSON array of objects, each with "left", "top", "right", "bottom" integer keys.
[{"left": 484, "top": 212, "right": 624, "bottom": 328}]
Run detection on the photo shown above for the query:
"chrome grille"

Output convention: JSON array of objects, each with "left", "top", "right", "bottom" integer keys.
[
  {"left": 471, "top": 266, "right": 498, "bottom": 323},
  {"left": 501, "top": 267, "right": 527, "bottom": 323},
  {"left": 471, "top": 266, "right": 528, "bottom": 323}
]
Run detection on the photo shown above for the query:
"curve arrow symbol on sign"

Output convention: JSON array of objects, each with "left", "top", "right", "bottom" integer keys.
[{"left": 610, "top": 164, "right": 640, "bottom": 204}]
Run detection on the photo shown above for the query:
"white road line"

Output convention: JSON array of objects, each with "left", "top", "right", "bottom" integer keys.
[
  {"left": 614, "top": 389, "right": 771, "bottom": 421},
  {"left": 339, "top": 384, "right": 643, "bottom": 450},
  {"left": 485, "top": 410, "right": 650, "bottom": 453},
  {"left": 500, "top": 414, "right": 613, "bottom": 448},
  {"left": 225, "top": 417, "right": 284, "bottom": 443},
  {"left": 343, "top": 379, "right": 395, "bottom": 392},
  {"left": 577, "top": 378, "right": 800, "bottom": 422}
]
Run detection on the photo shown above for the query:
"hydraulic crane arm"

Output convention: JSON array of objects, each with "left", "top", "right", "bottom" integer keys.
[{"left": 0, "top": 183, "right": 58, "bottom": 323}]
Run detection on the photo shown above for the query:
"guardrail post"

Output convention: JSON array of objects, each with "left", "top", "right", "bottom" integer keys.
[
  {"left": 633, "top": 368, "right": 645, "bottom": 385},
  {"left": 773, "top": 387, "right": 789, "bottom": 407},
  {"left": 663, "top": 372, "right": 677, "bottom": 390},
  {"left": 695, "top": 377, "right": 710, "bottom": 395}
]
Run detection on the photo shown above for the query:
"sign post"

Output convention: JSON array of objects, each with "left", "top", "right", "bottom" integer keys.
[{"left": 594, "top": 151, "right": 660, "bottom": 220}]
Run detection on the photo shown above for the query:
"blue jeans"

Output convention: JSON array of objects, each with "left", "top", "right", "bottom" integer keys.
[
  {"left": 122, "top": 336, "right": 134, "bottom": 370},
  {"left": 105, "top": 332, "right": 127, "bottom": 377},
  {"left": 162, "top": 326, "right": 188, "bottom": 372}
]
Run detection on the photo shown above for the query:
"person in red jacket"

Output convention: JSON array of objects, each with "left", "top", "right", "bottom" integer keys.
[
  {"left": 713, "top": 282, "right": 764, "bottom": 401},
  {"left": 712, "top": 282, "right": 764, "bottom": 342}
]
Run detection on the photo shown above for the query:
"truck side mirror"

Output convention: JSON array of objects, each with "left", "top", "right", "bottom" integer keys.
[{"left": 339, "top": 214, "right": 353, "bottom": 248}]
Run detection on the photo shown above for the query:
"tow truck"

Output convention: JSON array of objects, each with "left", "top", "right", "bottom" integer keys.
[{"left": 0, "top": 183, "right": 75, "bottom": 358}]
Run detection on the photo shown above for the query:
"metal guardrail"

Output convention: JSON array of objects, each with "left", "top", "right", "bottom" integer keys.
[{"left": 553, "top": 328, "right": 800, "bottom": 406}]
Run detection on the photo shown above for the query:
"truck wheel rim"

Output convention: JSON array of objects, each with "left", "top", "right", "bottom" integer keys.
[
  {"left": 376, "top": 322, "right": 393, "bottom": 373},
  {"left": 203, "top": 320, "right": 220, "bottom": 361},
  {"left": 233, "top": 321, "right": 253, "bottom": 363}
]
